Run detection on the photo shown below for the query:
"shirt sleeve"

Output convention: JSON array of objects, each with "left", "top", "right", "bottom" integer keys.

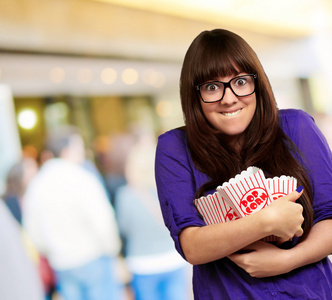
[
  {"left": 155, "top": 130, "right": 206, "bottom": 259},
  {"left": 280, "top": 109, "right": 332, "bottom": 224}
]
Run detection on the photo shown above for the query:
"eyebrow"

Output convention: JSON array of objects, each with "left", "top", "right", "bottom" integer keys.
[{"left": 208, "top": 73, "right": 248, "bottom": 82}]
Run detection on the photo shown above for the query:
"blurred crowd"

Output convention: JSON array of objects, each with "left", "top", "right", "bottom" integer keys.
[{"left": 0, "top": 126, "right": 192, "bottom": 300}]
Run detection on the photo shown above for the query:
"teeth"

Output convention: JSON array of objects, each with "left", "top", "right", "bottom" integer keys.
[{"left": 222, "top": 109, "right": 242, "bottom": 116}]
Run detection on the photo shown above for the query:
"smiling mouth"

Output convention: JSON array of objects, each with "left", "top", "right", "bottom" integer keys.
[{"left": 221, "top": 108, "right": 242, "bottom": 117}]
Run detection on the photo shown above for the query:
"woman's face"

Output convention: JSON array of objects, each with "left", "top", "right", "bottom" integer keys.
[{"left": 200, "top": 73, "right": 256, "bottom": 145}]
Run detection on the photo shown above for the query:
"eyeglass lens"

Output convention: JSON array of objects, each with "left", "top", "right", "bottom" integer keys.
[{"left": 199, "top": 75, "right": 255, "bottom": 103}]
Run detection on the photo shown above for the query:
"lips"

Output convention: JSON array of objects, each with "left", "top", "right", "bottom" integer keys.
[{"left": 221, "top": 108, "right": 242, "bottom": 116}]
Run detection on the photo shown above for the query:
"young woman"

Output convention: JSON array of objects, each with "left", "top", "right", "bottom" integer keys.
[{"left": 155, "top": 29, "right": 332, "bottom": 299}]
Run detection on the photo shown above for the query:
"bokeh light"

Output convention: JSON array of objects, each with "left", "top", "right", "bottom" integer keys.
[
  {"left": 17, "top": 108, "right": 38, "bottom": 130},
  {"left": 101, "top": 68, "right": 118, "bottom": 85},
  {"left": 49, "top": 67, "right": 66, "bottom": 83},
  {"left": 121, "top": 68, "right": 139, "bottom": 85}
]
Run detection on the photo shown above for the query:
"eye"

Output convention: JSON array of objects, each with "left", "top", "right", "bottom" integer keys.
[
  {"left": 204, "top": 83, "right": 220, "bottom": 92},
  {"left": 234, "top": 77, "right": 247, "bottom": 86}
]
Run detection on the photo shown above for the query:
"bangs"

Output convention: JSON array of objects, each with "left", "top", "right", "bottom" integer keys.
[
  {"left": 192, "top": 32, "right": 255, "bottom": 85},
  {"left": 194, "top": 55, "right": 238, "bottom": 85}
]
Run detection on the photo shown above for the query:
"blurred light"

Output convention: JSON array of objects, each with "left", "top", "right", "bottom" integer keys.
[
  {"left": 156, "top": 100, "right": 173, "bottom": 118},
  {"left": 100, "top": 68, "right": 117, "bottom": 84},
  {"left": 77, "top": 68, "right": 93, "bottom": 83},
  {"left": 94, "top": 0, "right": 314, "bottom": 37},
  {"left": 50, "top": 67, "right": 66, "bottom": 83},
  {"left": 0, "top": 68, "right": 2, "bottom": 77},
  {"left": 142, "top": 69, "right": 166, "bottom": 88},
  {"left": 17, "top": 108, "right": 38, "bottom": 130},
  {"left": 122, "top": 68, "right": 139, "bottom": 85}
]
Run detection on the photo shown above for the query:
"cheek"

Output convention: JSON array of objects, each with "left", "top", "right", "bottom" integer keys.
[
  {"left": 201, "top": 103, "right": 218, "bottom": 119},
  {"left": 245, "top": 97, "right": 257, "bottom": 118},
  {"left": 249, "top": 101, "right": 256, "bottom": 117}
]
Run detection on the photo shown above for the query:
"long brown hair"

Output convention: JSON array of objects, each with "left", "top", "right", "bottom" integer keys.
[{"left": 180, "top": 29, "right": 313, "bottom": 240}]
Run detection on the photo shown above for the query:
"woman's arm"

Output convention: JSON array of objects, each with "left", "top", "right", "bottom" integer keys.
[
  {"left": 180, "top": 189, "right": 304, "bottom": 265},
  {"left": 228, "top": 218, "right": 332, "bottom": 278},
  {"left": 227, "top": 111, "right": 332, "bottom": 277}
]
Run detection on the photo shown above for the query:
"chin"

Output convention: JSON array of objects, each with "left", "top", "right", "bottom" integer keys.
[{"left": 220, "top": 127, "right": 247, "bottom": 136}]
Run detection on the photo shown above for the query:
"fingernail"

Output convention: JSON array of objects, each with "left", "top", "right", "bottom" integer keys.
[{"left": 296, "top": 186, "right": 303, "bottom": 193}]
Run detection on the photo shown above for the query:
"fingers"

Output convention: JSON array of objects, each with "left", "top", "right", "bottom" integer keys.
[
  {"left": 296, "top": 186, "right": 304, "bottom": 194},
  {"left": 277, "top": 222, "right": 304, "bottom": 245},
  {"left": 285, "top": 186, "right": 303, "bottom": 203},
  {"left": 294, "top": 227, "right": 304, "bottom": 237},
  {"left": 265, "top": 186, "right": 304, "bottom": 242},
  {"left": 228, "top": 253, "right": 239, "bottom": 262}
]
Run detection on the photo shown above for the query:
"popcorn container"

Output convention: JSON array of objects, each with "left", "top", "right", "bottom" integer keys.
[
  {"left": 266, "top": 175, "right": 297, "bottom": 201},
  {"left": 194, "top": 191, "right": 240, "bottom": 225},
  {"left": 194, "top": 167, "right": 297, "bottom": 243},
  {"left": 216, "top": 167, "right": 273, "bottom": 218}
]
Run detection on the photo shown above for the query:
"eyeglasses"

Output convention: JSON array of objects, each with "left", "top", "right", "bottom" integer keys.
[{"left": 196, "top": 74, "right": 257, "bottom": 103}]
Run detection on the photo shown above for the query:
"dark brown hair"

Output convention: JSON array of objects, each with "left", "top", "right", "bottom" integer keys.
[{"left": 180, "top": 29, "right": 313, "bottom": 240}]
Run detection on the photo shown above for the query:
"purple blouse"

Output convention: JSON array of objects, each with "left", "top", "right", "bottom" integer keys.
[{"left": 155, "top": 109, "right": 332, "bottom": 299}]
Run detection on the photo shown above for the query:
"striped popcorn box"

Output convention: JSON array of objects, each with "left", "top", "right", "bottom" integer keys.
[
  {"left": 216, "top": 166, "right": 273, "bottom": 218},
  {"left": 266, "top": 176, "right": 297, "bottom": 200},
  {"left": 216, "top": 166, "right": 278, "bottom": 242},
  {"left": 194, "top": 191, "right": 240, "bottom": 225},
  {"left": 265, "top": 176, "right": 297, "bottom": 242}
]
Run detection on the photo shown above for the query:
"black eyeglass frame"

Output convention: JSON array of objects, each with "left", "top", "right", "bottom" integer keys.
[{"left": 195, "top": 74, "right": 257, "bottom": 103}]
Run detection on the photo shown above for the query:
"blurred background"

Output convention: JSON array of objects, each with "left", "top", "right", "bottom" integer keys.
[
  {"left": 1, "top": 0, "right": 332, "bottom": 191},
  {"left": 1, "top": 0, "right": 332, "bottom": 299}
]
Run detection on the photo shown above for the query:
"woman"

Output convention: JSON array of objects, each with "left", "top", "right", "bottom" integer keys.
[{"left": 155, "top": 29, "right": 332, "bottom": 299}]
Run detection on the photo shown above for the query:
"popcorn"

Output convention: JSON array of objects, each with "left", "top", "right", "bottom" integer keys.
[{"left": 194, "top": 166, "right": 297, "bottom": 243}]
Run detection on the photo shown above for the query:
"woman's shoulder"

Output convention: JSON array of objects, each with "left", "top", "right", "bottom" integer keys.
[
  {"left": 279, "top": 108, "right": 313, "bottom": 121},
  {"left": 156, "top": 126, "right": 193, "bottom": 167},
  {"left": 157, "top": 126, "right": 188, "bottom": 149},
  {"left": 278, "top": 108, "right": 314, "bottom": 124},
  {"left": 278, "top": 109, "right": 315, "bottom": 134}
]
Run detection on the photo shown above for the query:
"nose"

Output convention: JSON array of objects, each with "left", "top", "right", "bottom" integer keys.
[{"left": 221, "top": 86, "right": 238, "bottom": 105}]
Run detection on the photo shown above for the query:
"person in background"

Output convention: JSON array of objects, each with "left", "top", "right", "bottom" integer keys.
[
  {"left": 115, "top": 133, "right": 191, "bottom": 300},
  {"left": 103, "top": 134, "right": 135, "bottom": 206},
  {"left": 155, "top": 29, "right": 332, "bottom": 299},
  {"left": 22, "top": 125, "right": 124, "bottom": 300},
  {"left": 0, "top": 200, "right": 44, "bottom": 300},
  {"left": 3, "top": 157, "right": 38, "bottom": 224},
  {"left": 2, "top": 157, "right": 56, "bottom": 299}
]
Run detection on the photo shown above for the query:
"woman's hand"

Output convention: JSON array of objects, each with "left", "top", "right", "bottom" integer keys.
[
  {"left": 228, "top": 241, "right": 291, "bottom": 278},
  {"left": 229, "top": 219, "right": 332, "bottom": 278},
  {"left": 259, "top": 188, "right": 304, "bottom": 243}
]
